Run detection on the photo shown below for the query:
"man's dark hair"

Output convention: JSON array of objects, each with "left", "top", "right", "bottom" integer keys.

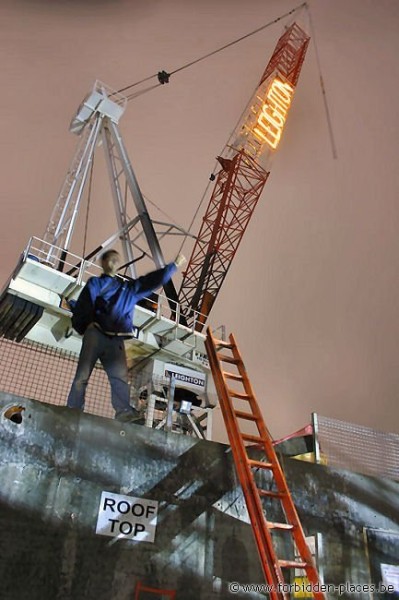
[{"left": 101, "top": 249, "right": 120, "bottom": 262}]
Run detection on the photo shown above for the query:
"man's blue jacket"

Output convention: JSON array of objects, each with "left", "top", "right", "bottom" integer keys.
[{"left": 71, "top": 262, "right": 177, "bottom": 335}]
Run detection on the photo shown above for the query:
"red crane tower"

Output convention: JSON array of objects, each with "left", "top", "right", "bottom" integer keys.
[{"left": 179, "top": 23, "right": 310, "bottom": 330}]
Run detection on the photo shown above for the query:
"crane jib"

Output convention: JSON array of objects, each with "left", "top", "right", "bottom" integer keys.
[{"left": 179, "top": 22, "right": 310, "bottom": 327}]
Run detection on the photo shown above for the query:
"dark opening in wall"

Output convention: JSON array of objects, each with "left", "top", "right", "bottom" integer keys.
[{"left": 3, "top": 405, "right": 25, "bottom": 424}]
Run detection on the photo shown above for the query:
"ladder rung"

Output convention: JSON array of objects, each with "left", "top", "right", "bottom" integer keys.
[
  {"left": 278, "top": 560, "right": 308, "bottom": 569},
  {"left": 258, "top": 489, "right": 285, "bottom": 499},
  {"left": 217, "top": 353, "right": 241, "bottom": 364},
  {"left": 234, "top": 410, "right": 257, "bottom": 421},
  {"left": 228, "top": 389, "right": 250, "bottom": 400},
  {"left": 248, "top": 459, "right": 273, "bottom": 470},
  {"left": 267, "top": 522, "right": 294, "bottom": 531},
  {"left": 242, "top": 433, "right": 264, "bottom": 444},
  {"left": 215, "top": 340, "right": 234, "bottom": 349},
  {"left": 224, "top": 371, "right": 243, "bottom": 381}
]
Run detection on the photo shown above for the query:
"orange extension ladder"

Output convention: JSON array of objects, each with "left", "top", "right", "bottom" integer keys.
[{"left": 205, "top": 327, "right": 325, "bottom": 600}]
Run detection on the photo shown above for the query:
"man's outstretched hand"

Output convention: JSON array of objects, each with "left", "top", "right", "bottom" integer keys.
[{"left": 174, "top": 254, "right": 187, "bottom": 268}]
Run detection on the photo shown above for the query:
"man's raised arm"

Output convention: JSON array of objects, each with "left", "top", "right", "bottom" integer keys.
[{"left": 132, "top": 254, "right": 186, "bottom": 300}]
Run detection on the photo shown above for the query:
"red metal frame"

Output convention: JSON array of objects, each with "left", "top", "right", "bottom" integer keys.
[
  {"left": 179, "top": 150, "right": 269, "bottom": 329},
  {"left": 134, "top": 580, "right": 176, "bottom": 599},
  {"left": 260, "top": 22, "right": 310, "bottom": 87},
  {"left": 179, "top": 23, "right": 310, "bottom": 327}
]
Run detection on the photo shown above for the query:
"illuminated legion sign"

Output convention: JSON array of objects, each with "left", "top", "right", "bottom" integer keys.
[
  {"left": 253, "top": 78, "right": 294, "bottom": 149},
  {"left": 235, "top": 74, "right": 295, "bottom": 159}
]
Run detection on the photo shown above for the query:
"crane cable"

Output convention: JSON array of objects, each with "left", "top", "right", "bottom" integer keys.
[
  {"left": 177, "top": 81, "right": 261, "bottom": 256},
  {"left": 305, "top": 4, "right": 337, "bottom": 160},
  {"left": 117, "top": 2, "right": 307, "bottom": 100},
  {"left": 167, "top": 3, "right": 307, "bottom": 78},
  {"left": 82, "top": 154, "right": 95, "bottom": 258}
]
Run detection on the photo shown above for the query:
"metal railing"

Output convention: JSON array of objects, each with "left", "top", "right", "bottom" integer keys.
[{"left": 22, "top": 237, "right": 210, "bottom": 334}]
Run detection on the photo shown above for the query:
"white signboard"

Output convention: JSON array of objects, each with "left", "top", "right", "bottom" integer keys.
[
  {"left": 381, "top": 563, "right": 399, "bottom": 592},
  {"left": 96, "top": 491, "right": 158, "bottom": 543},
  {"left": 164, "top": 363, "right": 206, "bottom": 392}
]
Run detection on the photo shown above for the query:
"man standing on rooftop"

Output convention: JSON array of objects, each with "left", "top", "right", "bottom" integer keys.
[{"left": 67, "top": 250, "right": 186, "bottom": 422}]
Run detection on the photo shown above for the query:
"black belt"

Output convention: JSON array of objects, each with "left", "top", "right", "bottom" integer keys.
[{"left": 91, "top": 322, "right": 134, "bottom": 339}]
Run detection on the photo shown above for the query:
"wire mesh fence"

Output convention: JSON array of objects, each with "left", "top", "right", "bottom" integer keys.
[
  {"left": 315, "top": 414, "right": 399, "bottom": 481},
  {"left": 0, "top": 337, "right": 210, "bottom": 438},
  {"left": 0, "top": 337, "right": 114, "bottom": 419}
]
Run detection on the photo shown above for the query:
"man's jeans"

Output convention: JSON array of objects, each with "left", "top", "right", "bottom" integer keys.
[{"left": 67, "top": 325, "right": 133, "bottom": 417}]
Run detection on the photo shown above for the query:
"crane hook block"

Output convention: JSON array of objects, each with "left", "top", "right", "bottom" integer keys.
[{"left": 158, "top": 70, "right": 170, "bottom": 84}]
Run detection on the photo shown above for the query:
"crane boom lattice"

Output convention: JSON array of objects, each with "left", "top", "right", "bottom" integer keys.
[
  {"left": 179, "top": 23, "right": 310, "bottom": 328},
  {"left": 260, "top": 22, "right": 310, "bottom": 87},
  {"left": 179, "top": 151, "right": 269, "bottom": 329}
]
